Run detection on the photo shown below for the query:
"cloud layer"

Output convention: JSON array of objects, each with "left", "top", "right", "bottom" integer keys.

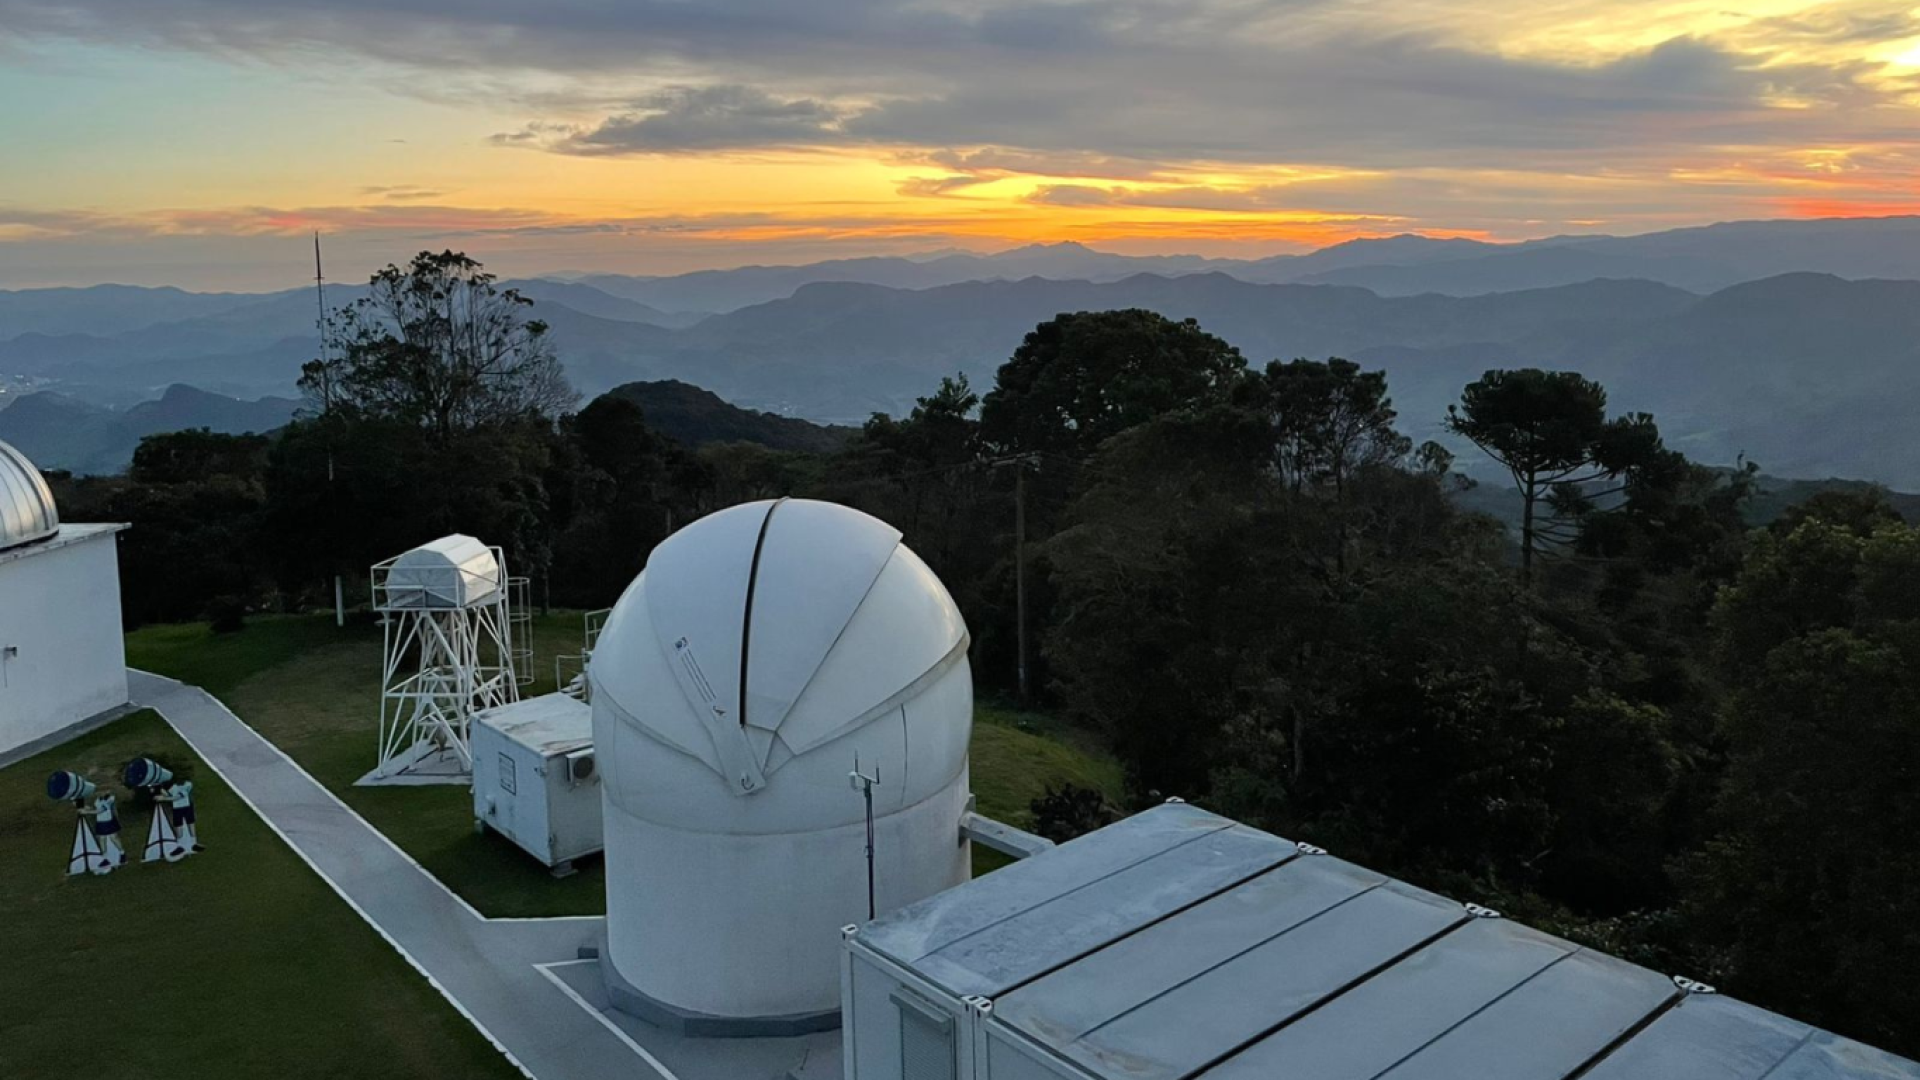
[{"left": 4, "top": 0, "right": 1920, "bottom": 280}]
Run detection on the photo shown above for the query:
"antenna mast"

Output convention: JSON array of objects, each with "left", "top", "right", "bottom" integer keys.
[
  {"left": 315, "top": 232, "right": 345, "bottom": 628},
  {"left": 851, "top": 756, "right": 881, "bottom": 920},
  {"left": 313, "top": 233, "right": 328, "bottom": 360}
]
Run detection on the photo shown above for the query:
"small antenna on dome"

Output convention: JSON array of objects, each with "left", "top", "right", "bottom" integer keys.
[{"left": 850, "top": 755, "right": 881, "bottom": 920}]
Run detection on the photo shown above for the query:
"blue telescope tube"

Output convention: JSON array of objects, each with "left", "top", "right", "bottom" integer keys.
[
  {"left": 122, "top": 758, "right": 173, "bottom": 789},
  {"left": 47, "top": 770, "right": 96, "bottom": 802}
]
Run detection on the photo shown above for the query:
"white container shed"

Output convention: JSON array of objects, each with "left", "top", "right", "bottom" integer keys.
[
  {"left": 843, "top": 802, "right": 1920, "bottom": 1080},
  {"left": 471, "top": 692, "right": 602, "bottom": 873}
]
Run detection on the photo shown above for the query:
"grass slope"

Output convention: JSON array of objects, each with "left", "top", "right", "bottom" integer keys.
[
  {"left": 132, "top": 612, "right": 606, "bottom": 917},
  {"left": 128, "top": 614, "right": 1126, "bottom": 916},
  {"left": 0, "top": 710, "right": 520, "bottom": 1080}
]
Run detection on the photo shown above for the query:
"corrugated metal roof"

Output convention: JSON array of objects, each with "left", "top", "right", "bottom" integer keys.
[
  {"left": 860, "top": 803, "right": 1920, "bottom": 1080},
  {"left": 861, "top": 804, "right": 1297, "bottom": 999}
]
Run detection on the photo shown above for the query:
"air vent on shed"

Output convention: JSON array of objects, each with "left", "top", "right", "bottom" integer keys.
[{"left": 893, "top": 988, "right": 956, "bottom": 1080}]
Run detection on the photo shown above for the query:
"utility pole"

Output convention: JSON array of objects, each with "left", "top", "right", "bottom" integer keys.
[
  {"left": 991, "top": 453, "right": 1039, "bottom": 704},
  {"left": 315, "top": 232, "right": 345, "bottom": 628},
  {"left": 1015, "top": 463, "right": 1028, "bottom": 704}
]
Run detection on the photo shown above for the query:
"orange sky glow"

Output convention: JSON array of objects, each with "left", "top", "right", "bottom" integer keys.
[{"left": 3, "top": 0, "right": 1919, "bottom": 288}]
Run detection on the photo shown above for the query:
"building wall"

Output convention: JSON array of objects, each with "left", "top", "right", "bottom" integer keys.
[{"left": 0, "top": 531, "right": 129, "bottom": 756}]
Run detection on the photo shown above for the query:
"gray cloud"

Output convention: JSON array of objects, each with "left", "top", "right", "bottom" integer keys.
[
  {"left": 895, "top": 175, "right": 996, "bottom": 197},
  {"left": 8, "top": 0, "right": 1914, "bottom": 173},
  {"left": 6, "top": 0, "right": 1920, "bottom": 249},
  {"left": 499, "top": 85, "right": 851, "bottom": 154},
  {"left": 1025, "top": 184, "right": 1127, "bottom": 207},
  {"left": 361, "top": 185, "right": 447, "bottom": 200}
]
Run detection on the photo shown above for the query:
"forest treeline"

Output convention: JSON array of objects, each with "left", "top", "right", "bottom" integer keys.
[{"left": 51, "top": 252, "right": 1920, "bottom": 1053}]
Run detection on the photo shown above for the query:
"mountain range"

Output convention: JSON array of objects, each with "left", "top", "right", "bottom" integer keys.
[
  {"left": 602, "top": 380, "right": 854, "bottom": 453},
  {"left": 562, "top": 216, "right": 1920, "bottom": 311},
  {"left": 4, "top": 215, "right": 1920, "bottom": 483},
  {"left": 0, "top": 384, "right": 299, "bottom": 474}
]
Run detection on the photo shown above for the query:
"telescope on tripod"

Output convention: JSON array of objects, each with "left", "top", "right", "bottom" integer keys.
[
  {"left": 121, "top": 759, "right": 188, "bottom": 863},
  {"left": 45, "top": 770, "right": 118, "bottom": 875}
]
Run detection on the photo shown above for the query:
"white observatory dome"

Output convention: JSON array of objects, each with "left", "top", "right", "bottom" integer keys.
[
  {"left": 591, "top": 498, "right": 973, "bottom": 1033},
  {"left": 0, "top": 438, "right": 59, "bottom": 551}
]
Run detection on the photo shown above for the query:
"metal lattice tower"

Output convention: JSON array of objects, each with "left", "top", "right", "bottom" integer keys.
[{"left": 370, "top": 536, "right": 521, "bottom": 779}]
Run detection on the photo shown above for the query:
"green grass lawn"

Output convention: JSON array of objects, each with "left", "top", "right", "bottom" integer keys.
[
  {"left": 127, "top": 612, "right": 1127, "bottom": 916},
  {"left": 0, "top": 709, "right": 520, "bottom": 1080},
  {"left": 132, "top": 611, "right": 609, "bottom": 917}
]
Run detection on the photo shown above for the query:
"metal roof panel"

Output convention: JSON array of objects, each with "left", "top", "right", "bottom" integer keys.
[
  {"left": 862, "top": 804, "right": 1295, "bottom": 999},
  {"left": 1198, "top": 919, "right": 1576, "bottom": 1080},
  {"left": 1374, "top": 941, "right": 1678, "bottom": 1080},
  {"left": 998, "top": 858, "right": 1468, "bottom": 1080}
]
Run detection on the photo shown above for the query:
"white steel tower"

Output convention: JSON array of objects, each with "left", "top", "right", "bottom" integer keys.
[{"left": 371, "top": 535, "right": 524, "bottom": 778}]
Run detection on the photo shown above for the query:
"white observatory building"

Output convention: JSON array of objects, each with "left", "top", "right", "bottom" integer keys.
[
  {"left": 591, "top": 498, "right": 973, "bottom": 1034},
  {"left": 0, "top": 438, "right": 129, "bottom": 758}
]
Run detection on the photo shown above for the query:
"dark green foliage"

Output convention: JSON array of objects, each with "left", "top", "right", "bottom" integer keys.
[
  {"left": 206, "top": 595, "right": 248, "bottom": 634},
  {"left": 1448, "top": 369, "right": 1687, "bottom": 583},
  {"left": 1250, "top": 357, "right": 1410, "bottom": 496},
  {"left": 1029, "top": 783, "right": 1118, "bottom": 845},
  {"left": 1045, "top": 404, "right": 1279, "bottom": 794},
  {"left": 1767, "top": 485, "right": 1907, "bottom": 536},
  {"left": 980, "top": 310, "right": 1247, "bottom": 458},
  {"left": 131, "top": 429, "right": 271, "bottom": 485},
  {"left": 601, "top": 380, "right": 853, "bottom": 453},
  {"left": 264, "top": 414, "right": 556, "bottom": 606},
  {"left": 300, "top": 250, "right": 576, "bottom": 438},
  {"left": 1683, "top": 521, "right": 1920, "bottom": 1054},
  {"left": 50, "top": 431, "right": 274, "bottom": 626}
]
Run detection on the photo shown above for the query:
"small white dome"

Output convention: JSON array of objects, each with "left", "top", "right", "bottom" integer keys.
[{"left": 0, "top": 438, "right": 58, "bottom": 552}]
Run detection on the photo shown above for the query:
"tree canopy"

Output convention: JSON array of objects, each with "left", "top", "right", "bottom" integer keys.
[
  {"left": 300, "top": 250, "right": 576, "bottom": 437},
  {"left": 1449, "top": 368, "right": 1684, "bottom": 582},
  {"left": 979, "top": 309, "right": 1247, "bottom": 458}
]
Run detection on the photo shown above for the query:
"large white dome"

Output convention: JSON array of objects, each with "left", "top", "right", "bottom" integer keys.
[
  {"left": 591, "top": 498, "right": 974, "bottom": 1032},
  {"left": 0, "top": 438, "right": 58, "bottom": 552}
]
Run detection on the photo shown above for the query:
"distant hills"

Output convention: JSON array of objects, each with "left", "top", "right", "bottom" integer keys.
[
  {"left": 604, "top": 380, "right": 853, "bottom": 453},
  {"left": 568, "top": 244, "right": 1240, "bottom": 312},
  {"left": 563, "top": 216, "right": 1920, "bottom": 310},
  {"left": 1283, "top": 217, "right": 1920, "bottom": 296},
  {"left": 5, "top": 215, "right": 1920, "bottom": 483},
  {"left": 0, "top": 284, "right": 263, "bottom": 337},
  {"left": 7, "top": 270, "right": 1920, "bottom": 482},
  {"left": 549, "top": 271, "right": 1920, "bottom": 485},
  {"left": 0, "top": 384, "right": 298, "bottom": 474}
]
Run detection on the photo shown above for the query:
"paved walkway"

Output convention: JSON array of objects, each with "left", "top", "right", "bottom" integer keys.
[{"left": 129, "top": 670, "right": 697, "bottom": 1080}]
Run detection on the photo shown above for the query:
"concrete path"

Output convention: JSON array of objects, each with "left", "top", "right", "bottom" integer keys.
[{"left": 129, "top": 670, "right": 786, "bottom": 1080}]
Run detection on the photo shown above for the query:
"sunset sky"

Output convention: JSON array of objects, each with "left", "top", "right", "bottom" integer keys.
[{"left": 3, "top": 0, "right": 1919, "bottom": 289}]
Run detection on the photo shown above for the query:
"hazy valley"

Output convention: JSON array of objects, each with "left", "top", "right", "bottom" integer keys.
[{"left": 5, "top": 216, "right": 1920, "bottom": 485}]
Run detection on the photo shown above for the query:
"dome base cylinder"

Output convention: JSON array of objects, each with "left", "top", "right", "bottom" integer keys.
[{"left": 600, "top": 768, "right": 971, "bottom": 1030}]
